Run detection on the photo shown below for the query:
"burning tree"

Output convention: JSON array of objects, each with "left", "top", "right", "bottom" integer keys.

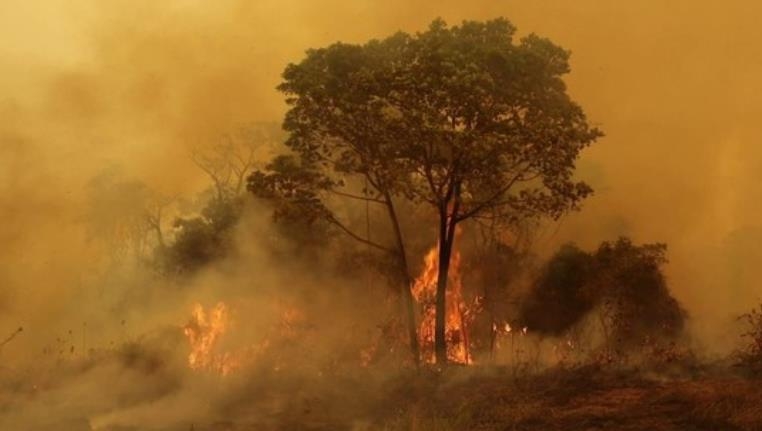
[
  {"left": 258, "top": 17, "right": 600, "bottom": 365},
  {"left": 391, "top": 19, "right": 601, "bottom": 364},
  {"left": 412, "top": 240, "right": 479, "bottom": 364}
]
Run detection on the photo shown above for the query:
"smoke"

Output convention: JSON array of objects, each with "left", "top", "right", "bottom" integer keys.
[{"left": 1, "top": 0, "right": 762, "bottom": 428}]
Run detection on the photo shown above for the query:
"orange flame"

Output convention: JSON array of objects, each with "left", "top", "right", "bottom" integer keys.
[
  {"left": 183, "top": 302, "right": 240, "bottom": 375},
  {"left": 412, "top": 243, "right": 478, "bottom": 364},
  {"left": 182, "top": 301, "right": 311, "bottom": 375}
]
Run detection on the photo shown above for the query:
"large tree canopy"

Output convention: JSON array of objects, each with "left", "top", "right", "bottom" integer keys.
[
  {"left": 279, "top": 17, "right": 600, "bottom": 218},
  {"left": 271, "top": 17, "right": 602, "bottom": 363}
]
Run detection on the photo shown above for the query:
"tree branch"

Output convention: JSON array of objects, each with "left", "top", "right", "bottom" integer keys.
[
  {"left": 329, "top": 189, "right": 387, "bottom": 204},
  {"left": 455, "top": 168, "right": 529, "bottom": 222},
  {"left": 326, "top": 215, "right": 395, "bottom": 254}
]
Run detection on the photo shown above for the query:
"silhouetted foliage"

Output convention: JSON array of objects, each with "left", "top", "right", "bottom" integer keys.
[
  {"left": 248, "top": 154, "right": 340, "bottom": 259},
  {"left": 520, "top": 238, "right": 685, "bottom": 349},
  {"left": 593, "top": 238, "right": 684, "bottom": 349},
  {"left": 249, "top": 155, "right": 333, "bottom": 228},
  {"left": 521, "top": 244, "right": 595, "bottom": 335},
  {"left": 153, "top": 123, "right": 282, "bottom": 275},
  {"left": 157, "top": 196, "right": 244, "bottom": 275}
]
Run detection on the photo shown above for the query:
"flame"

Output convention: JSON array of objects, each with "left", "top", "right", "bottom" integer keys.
[
  {"left": 182, "top": 301, "right": 313, "bottom": 375},
  {"left": 412, "top": 243, "right": 478, "bottom": 364},
  {"left": 183, "top": 302, "right": 240, "bottom": 375}
]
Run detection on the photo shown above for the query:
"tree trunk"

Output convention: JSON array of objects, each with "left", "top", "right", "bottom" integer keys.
[
  {"left": 434, "top": 218, "right": 452, "bottom": 364},
  {"left": 435, "top": 184, "right": 462, "bottom": 365},
  {"left": 383, "top": 193, "right": 420, "bottom": 367}
]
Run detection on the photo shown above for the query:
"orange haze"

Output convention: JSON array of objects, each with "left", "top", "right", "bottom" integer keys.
[{"left": 2, "top": 0, "right": 762, "bottom": 359}]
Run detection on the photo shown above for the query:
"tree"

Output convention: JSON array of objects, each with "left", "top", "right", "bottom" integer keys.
[
  {"left": 161, "top": 195, "right": 243, "bottom": 274},
  {"left": 520, "top": 238, "right": 685, "bottom": 360},
  {"left": 144, "top": 192, "right": 175, "bottom": 250},
  {"left": 249, "top": 140, "right": 422, "bottom": 365},
  {"left": 84, "top": 166, "right": 173, "bottom": 262},
  {"left": 250, "top": 150, "right": 430, "bottom": 366},
  {"left": 589, "top": 238, "right": 684, "bottom": 353},
  {"left": 191, "top": 123, "right": 279, "bottom": 200},
  {"left": 276, "top": 18, "right": 601, "bottom": 363},
  {"left": 158, "top": 123, "right": 281, "bottom": 275},
  {"left": 248, "top": 154, "right": 336, "bottom": 252}
]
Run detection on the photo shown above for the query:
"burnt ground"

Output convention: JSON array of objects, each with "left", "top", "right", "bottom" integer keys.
[
  {"left": 371, "top": 365, "right": 762, "bottom": 431},
  {"left": 3, "top": 351, "right": 762, "bottom": 431},
  {"left": 181, "top": 364, "right": 762, "bottom": 431}
]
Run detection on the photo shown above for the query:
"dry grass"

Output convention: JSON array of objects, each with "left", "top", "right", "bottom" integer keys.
[
  {"left": 375, "top": 366, "right": 762, "bottom": 431},
  {"left": 4, "top": 344, "right": 761, "bottom": 430}
]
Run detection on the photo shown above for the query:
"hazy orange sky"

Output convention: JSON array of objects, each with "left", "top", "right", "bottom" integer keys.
[{"left": 2, "top": 0, "right": 761, "bottom": 352}]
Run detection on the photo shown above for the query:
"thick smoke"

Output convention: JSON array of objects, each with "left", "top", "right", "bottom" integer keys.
[{"left": 1, "top": 1, "right": 762, "bottom": 429}]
